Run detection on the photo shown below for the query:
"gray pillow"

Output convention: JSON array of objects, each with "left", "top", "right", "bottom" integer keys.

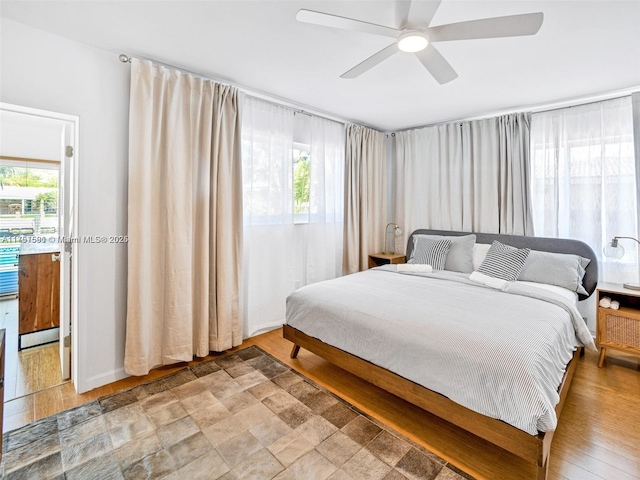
[
  {"left": 518, "top": 250, "right": 591, "bottom": 295},
  {"left": 410, "top": 234, "right": 475, "bottom": 273},
  {"left": 407, "top": 237, "right": 452, "bottom": 270},
  {"left": 478, "top": 241, "right": 530, "bottom": 281}
]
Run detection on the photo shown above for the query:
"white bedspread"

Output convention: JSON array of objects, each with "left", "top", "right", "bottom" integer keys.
[{"left": 285, "top": 268, "right": 596, "bottom": 435}]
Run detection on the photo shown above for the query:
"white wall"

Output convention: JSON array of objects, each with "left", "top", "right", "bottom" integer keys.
[{"left": 1, "top": 18, "right": 130, "bottom": 392}]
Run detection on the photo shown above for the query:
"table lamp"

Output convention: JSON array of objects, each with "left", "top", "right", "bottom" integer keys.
[
  {"left": 383, "top": 223, "right": 402, "bottom": 255},
  {"left": 603, "top": 236, "right": 640, "bottom": 290}
]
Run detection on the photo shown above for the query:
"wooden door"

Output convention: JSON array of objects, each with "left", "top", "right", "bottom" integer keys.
[{"left": 18, "top": 252, "right": 60, "bottom": 335}]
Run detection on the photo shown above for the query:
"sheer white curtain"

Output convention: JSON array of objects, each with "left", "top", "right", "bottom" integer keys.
[
  {"left": 242, "top": 98, "right": 344, "bottom": 336},
  {"left": 125, "top": 60, "right": 243, "bottom": 375},
  {"left": 304, "top": 116, "right": 345, "bottom": 284},
  {"left": 531, "top": 96, "right": 637, "bottom": 284}
]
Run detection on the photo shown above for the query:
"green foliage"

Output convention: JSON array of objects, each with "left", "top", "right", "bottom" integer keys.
[
  {"left": 293, "top": 152, "right": 310, "bottom": 214},
  {"left": 0, "top": 167, "right": 58, "bottom": 188},
  {"left": 0, "top": 166, "right": 16, "bottom": 189},
  {"left": 34, "top": 191, "right": 58, "bottom": 212}
]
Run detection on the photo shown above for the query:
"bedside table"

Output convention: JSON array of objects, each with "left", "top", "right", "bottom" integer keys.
[
  {"left": 596, "top": 283, "right": 640, "bottom": 367},
  {"left": 368, "top": 253, "right": 406, "bottom": 269}
]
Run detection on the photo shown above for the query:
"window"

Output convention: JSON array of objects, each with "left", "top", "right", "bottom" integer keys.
[
  {"left": 530, "top": 96, "right": 636, "bottom": 284},
  {"left": 293, "top": 143, "right": 310, "bottom": 223},
  {"left": 242, "top": 97, "right": 345, "bottom": 336},
  {"left": 0, "top": 161, "right": 59, "bottom": 238}
]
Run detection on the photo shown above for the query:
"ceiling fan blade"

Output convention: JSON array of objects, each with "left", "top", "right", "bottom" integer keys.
[
  {"left": 415, "top": 44, "right": 458, "bottom": 84},
  {"left": 428, "top": 12, "right": 544, "bottom": 42},
  {"left": 407, "top": 0, "right": 443, "bottom": 28},
  {"left": 341, "top": 43, "right": 399, "bottom": 79},
  {"left": 394, "top": 1, "right": 413, "bottom": 28},
  {"left": 296, "top": 9, "right": 399, "bottom": 38}
]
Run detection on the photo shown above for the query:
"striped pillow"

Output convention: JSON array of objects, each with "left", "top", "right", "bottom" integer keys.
[
  {"left": 477, "top": 241, "right": 530, "bottom": 281},
  {"left": 408, "top": 237, "right": 452, "bottom": 270}
]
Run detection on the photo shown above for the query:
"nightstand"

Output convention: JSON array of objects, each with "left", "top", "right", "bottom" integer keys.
[
  {"left": 368, "top": 253, "right": 406, "bottom": 269},
  {"left": 596, "top": 283, "right": 640, "bottom": 367}
]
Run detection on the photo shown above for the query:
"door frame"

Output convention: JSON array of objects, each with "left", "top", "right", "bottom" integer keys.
[{"left": 0, "top": 102, "right": 80, "bottom": 392}]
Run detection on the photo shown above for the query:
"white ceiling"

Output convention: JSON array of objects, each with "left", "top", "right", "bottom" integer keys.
[{"left": 2, "top": 1, "right": 639, "bottom": 131}]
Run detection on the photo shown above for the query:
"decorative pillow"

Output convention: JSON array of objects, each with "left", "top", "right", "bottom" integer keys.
[
  {"left": 411, "top": 234, "right": 475, "bottom": 273},
  {"left": 477, "top": 241, "right": 530, "bottom": 281},
  {"left": 518, "top": 250, "right": 591, "bottom": 295},
  {"left": 408, "top": 237, "right": 452, "bottom": 270}
]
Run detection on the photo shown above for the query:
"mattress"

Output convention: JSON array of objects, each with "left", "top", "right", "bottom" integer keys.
[{"left": 286, "top": 267, "right": 595, "bottom": 435}]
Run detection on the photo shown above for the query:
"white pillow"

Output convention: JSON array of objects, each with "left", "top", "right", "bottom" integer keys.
[
  {"left": 472, "top": 243, "right": 491, "bottom": 270},
  {"left": 515, "top": 281, "right": 579, "bottom": 306}
]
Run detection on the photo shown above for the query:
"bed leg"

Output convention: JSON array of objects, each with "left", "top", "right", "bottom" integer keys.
[
  {"left": 290, "top": 344, "right": 301, "bottom": 359},
  {"left": 537, "top": 456, "right": 549, "bottom": 480}
]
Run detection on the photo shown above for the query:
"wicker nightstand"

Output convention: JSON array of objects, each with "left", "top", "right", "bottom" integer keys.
[
  {"left": 596, "top": 283, "right": 640, "bottom": 367},
  {"left": 368, "top": 253, "right": 406, "bottom": 269}
]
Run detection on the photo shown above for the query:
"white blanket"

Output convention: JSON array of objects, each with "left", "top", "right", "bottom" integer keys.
[
  {"left": 286, "top": 268, "right": 595, "bottom": 435},
  {"left": 397, "top": 264, "right": 432, "bottom": 273}
]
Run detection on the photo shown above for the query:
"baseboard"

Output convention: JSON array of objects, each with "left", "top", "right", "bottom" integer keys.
[
  {"left": 77, "top": 367, "right": 128, "bottom": 394},
  {"left": 246, "top": 322, "right": 284, "bottom": 338},
  {"left": 19, "top": 327, "right": 59, "bottom": 349},
  {"left": 76, "top": 326, "right": 282, "bottom": 394}
]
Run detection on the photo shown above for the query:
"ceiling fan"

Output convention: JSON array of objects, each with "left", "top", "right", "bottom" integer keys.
[{"left": 296, "top": 1, "right": 543, "bottom": 84}]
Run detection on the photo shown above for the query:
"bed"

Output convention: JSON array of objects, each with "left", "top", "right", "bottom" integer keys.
[{"left": 283, "top": 229, "right": 598, "bottom": 480}]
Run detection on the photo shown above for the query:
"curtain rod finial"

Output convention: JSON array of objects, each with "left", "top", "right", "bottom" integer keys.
[{"left": 119, "top": 54, "right": 131, "bottom": 63}]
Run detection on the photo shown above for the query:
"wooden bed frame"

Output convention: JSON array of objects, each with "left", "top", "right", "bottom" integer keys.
[
  {"left": 284, "top": 324, "right": 579, "bottom": 480},
  {"left": 283, "top": 229, "right": 598, "bottom": 480}
]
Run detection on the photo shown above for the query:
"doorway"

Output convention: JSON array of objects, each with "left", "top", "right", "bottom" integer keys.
[{"left": 0, "top": 104, "right": 78, "bottom": 403}]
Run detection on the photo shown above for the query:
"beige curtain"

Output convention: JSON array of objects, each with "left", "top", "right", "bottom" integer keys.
[
  {"left": 462, "top": 113, "right": 533, "bottom": 235},
  {"left": 395, "top": 113, "right": 533, "bottom": 250},
  {"left": 343, "top": 124, "right": 387, "bottom": 274},
  {"left": 125, "top": 60, "right": 243, "bottom": 376},
  {"left": 395, "top": 123, "right": 464, "bottom": 248}
]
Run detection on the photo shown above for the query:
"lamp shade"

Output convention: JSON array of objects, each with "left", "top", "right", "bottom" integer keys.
[
  {"left": 603, "top": 238, "right": 625, "bottom": 259},
  {"left": 383, "top": 223, "right": 403, "bottom": 254}
]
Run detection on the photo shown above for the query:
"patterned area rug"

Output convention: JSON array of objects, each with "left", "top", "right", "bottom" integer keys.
[{"left": 1, "top": 346, "right": 475, "bottom": 480}]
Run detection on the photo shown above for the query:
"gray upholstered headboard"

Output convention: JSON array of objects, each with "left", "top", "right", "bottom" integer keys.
[{"left": 406, "top": 229, "right": 599, "bottom": 300}]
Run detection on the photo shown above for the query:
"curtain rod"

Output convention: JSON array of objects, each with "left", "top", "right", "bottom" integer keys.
[
  {"left": 119, "top": 55, "right": 638, "bottom": 136},
  {"left": 118, "top": 53, "right": 374, "bottom": 129},
  {"left": 388, "top": 86, "right": 640, "bottom": 135}
]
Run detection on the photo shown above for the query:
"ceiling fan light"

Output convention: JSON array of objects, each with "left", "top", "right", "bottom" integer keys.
[{"left": 397, "top": 32, "right": 428, "bottom": 52}]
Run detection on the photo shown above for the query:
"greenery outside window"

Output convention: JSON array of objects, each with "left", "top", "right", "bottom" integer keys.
[
  {"left": 293, "top": 143, "right": 310, "bottom": 224},
  {"left": 0, "top": 161, "right": 60, "bottom": 238}
]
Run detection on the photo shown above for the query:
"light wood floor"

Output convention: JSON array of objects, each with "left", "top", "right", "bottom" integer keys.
[
  {"left": 3, "top": 328, "right": 639, "bottom": 480},
  {"left": 0, "top": 298, "right": 66, "bottom": 401}
]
